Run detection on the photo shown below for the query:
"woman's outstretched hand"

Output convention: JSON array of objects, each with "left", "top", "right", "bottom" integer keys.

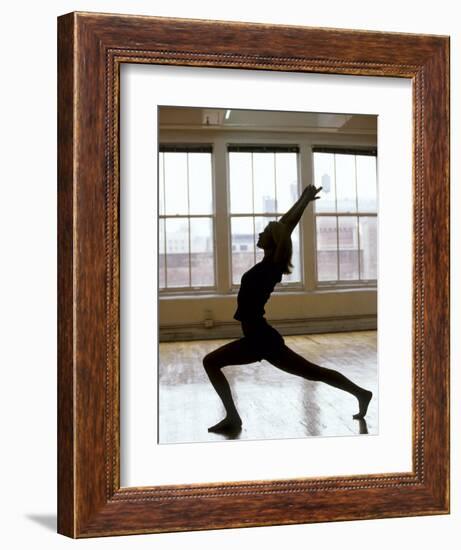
[
  {"left": 303, "top": 184, "right": 322, "bottom": 202},
  {"left": 279, "top": 184, "right": 322, "bottom": 233}
]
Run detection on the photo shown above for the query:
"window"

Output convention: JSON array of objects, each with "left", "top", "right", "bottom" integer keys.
[
  {"left": 159, "top": 146, "right": 215, "bottom": 290},
  {"left": 228, "top": 146, "right": 301, "bottom": 285},
  {"left": 313, "top": 149, "right": 377, "bottom": 284},
  {"left": 158, "top": 142, "right": 377, "bottom": 295}
]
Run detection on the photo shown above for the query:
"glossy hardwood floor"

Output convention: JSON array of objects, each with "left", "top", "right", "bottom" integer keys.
[{"left": 159, "top": 331, "right": 378, "bottom": 444}]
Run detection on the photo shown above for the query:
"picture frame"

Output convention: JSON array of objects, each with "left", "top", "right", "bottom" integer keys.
[{"left": 57, "top": 11, "right": 450, "bottom": 538}]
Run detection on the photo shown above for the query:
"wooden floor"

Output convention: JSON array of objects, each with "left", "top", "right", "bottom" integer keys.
[{"left": 158, "top": 331, "right": 378, "bottom": 444}]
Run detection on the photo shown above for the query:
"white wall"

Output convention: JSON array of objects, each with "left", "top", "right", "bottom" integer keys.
[{"left": 0, "top": 1, "right": 458, "bottom": 549}]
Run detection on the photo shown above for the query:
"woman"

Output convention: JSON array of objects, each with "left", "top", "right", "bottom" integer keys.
[{"left": 203, "top": 184, "right": 372, "bottom": 433}]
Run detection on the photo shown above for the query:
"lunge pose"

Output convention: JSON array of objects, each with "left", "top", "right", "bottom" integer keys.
[{"left": 203, "top": 184, "right": 372, "bottom": 433}]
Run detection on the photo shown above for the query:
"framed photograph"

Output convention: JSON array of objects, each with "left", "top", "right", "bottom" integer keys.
[{"left": 57, "top": 12, "right": 449, "bottom": 537}]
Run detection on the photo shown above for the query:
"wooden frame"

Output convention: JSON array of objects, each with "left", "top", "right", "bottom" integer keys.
[{"left": 57, "top": 12, "right": 450, "bottom": 538}]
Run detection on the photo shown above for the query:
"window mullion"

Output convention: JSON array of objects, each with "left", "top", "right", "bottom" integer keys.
[
  {"left": 354, "top": 155, "right": 362, "bottom": 280},
  {"left": 334, "top": 154, "right": 340, "bottom": 282},
  {"left": 251, "top": 153, "right": 256, "bottom": 265},
  {"left": 162, "top": 218, "right": 167, "bottom": 289},
  {"left": 301, "top": 143, "right": 315, "bottom": 290},
  {"left": 186, "top": 154, "right": 192, "bottom": 287},
  {"left": 214, "top": 139, "right": 231, "bottom": 292},
  {"left": 162, "top": 155, "right": 168, "bottom": 288}
]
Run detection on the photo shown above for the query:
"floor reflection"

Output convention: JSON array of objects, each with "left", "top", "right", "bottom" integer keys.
[{"left": 159, "top": 331, "right": 378, "bottom": 445}]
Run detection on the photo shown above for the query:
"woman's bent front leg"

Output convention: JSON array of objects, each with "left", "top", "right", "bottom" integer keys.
[{"left": 203, "top": 339, "right": 260, "bottom": 432}]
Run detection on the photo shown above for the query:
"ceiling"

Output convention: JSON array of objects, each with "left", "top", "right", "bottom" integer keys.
[{"left": 158, "top": 107, "right": 377, "bottom": 135}]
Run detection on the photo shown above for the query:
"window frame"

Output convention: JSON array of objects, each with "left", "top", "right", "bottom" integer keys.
[
  {"left": 226, "top": 144, "right": 304, "bottom": 290},
  {"left": 158, "top": 145, "right": 218, "bottom": 294},
  {"left": 312, "top": 146, "right": 378, "bottom": 290}
]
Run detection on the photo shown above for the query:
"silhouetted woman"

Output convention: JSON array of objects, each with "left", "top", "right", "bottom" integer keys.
[{"left": 203, "top": 184, "right": 372, "bottom": 433}]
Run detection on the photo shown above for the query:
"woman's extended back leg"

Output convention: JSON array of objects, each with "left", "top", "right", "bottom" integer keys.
[{"left": 266, "top": 345, "right": 372, "bottom": 419}]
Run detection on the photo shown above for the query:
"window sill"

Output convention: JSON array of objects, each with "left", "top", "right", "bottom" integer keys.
[{"left": 159, "top": 285, "right": 376, "bottom": 300}]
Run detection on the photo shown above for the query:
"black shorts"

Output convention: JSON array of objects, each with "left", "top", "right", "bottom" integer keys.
[{"left": 239, "top": 318, "right": 285, "bottom": 361}]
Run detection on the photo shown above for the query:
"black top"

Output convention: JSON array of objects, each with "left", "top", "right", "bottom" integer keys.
[{"left": 233, "top": 258, "right": 283, "bottom": 322}]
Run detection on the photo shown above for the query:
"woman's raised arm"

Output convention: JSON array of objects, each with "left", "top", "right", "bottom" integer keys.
[{"left": 279, "top": 184, "right": 322, "bottom": 234}]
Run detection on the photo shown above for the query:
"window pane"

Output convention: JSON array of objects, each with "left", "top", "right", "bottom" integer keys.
[
  {"left": 165, "top": 218, "right": 189, "bottom": 287},
  {"left": 338, "top": 216, "right": 359, "bottom": 280},
  {"left": 253, "top": 153, "right": 276, "bottom": 214},
  {"left": 254, "top": 216, "right": 277, "bottom": 264},
  {"left": 359, "top": 216, "right": 378, "bottom": 280},
  {"left": 231, "top": 217, "right": 255, "bottom": 284},
  {"left": 189, "top": 153, "right": 213, "bottom": 215},
  {"left": 284, "top": 225, "right": 301, "bottom": 283},
  {"left": 357, "top": 155, "right": 377, "bottom": 212},
  {"left": 164, "top": 153, "right": 188, "bottom": 215},
  {"left": 335, "top": 154, "right": 357, "bottom": 213},
  {"left": 159, "top": 218, "right": 165, "bottom": 289},
  {"left": 316, "top": 216, "right": 338, "bottom": 281},
  {"left": 275, "top": 153, "right": 299, "bottom": 214},
  {"left": 159, "top": 153, "right": 165, "bottom": 216},
  {"left": 229, "top": 153, "right": 253, "bottom": 214},
  {"left": 314, "top": 152, "right": 336, "bottom": 213},
  {"left": 190, "top": 218, "right": 214, "bottom": 287}
]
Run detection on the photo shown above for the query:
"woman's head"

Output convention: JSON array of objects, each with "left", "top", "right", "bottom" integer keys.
[{"left": 257, "top": 221, "right": 293, "bottom": 274}]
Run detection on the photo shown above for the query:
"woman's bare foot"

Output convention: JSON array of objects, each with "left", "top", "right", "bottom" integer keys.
[
  {"left": 208, "top": 415, "right": 242, "bottom": 433},
  {"left": 353, "top": 389, "right": 372, "bottom": 419}
]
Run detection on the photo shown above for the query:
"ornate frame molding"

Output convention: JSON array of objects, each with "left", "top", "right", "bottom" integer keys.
[{"left": 58, "top": 12, "right": 449, "bottom": 537}]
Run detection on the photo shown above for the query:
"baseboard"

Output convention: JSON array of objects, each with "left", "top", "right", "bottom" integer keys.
[{"left": 159, "top": 315, "right": 377, "bottom": 342}]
